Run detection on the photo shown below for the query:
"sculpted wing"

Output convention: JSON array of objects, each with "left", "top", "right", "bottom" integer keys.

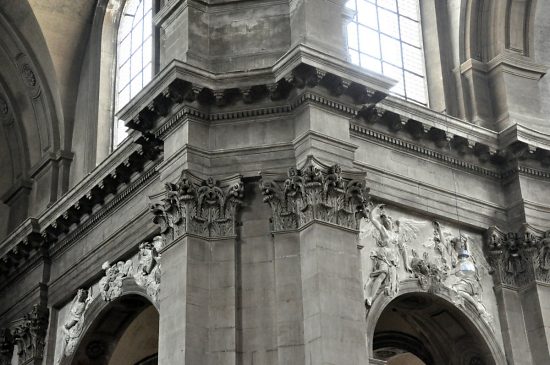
[{"left": 395, "top": 218, "right": 427, "bottom": 244}]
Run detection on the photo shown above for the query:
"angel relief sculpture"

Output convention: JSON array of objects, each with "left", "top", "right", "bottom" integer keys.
[
  {"left": 57, "top": 288, "right": 93, "bottom": 363},
  {"left": 134, "top": 236, "right": 163, "bottom": 302},
  {"left": 363, "top": 204, "right": 420, "bottom": 307},
  {"left": 99, "top": 260, "right": 133, "bottom": 302}
]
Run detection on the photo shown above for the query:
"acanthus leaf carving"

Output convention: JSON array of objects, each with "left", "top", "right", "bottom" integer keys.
[
  {"left": 13, "top": 304, "right": 49, "bottom": 363},
  {"left": 485, "top": 224, "right": 548, "bottom": 287},
  {"left": 0, "top": 328, "right": 14, "bottom": 365},
  {"left": 260, "top": 157, "right": 370, "bottom": 232},
  {"left": 150, "top": 171, "right": 244, "bottom": 241}
]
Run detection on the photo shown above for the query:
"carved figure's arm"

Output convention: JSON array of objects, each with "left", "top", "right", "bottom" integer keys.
[{"left": 369, "top": 204, "right": 386, "bottom": 238}]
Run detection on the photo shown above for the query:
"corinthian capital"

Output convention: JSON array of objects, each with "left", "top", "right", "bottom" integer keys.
[
  {"left": 13, "top": 304, "right": 49, "bottom": 363},
  {"left": 485, "top": 224, "right": 550, "bottom": 287},
  {"left": 260, "top": 156, "right": 370, "bottom": 232},
  {"left": 150, "top": 171, "right": 244, "bottom": 241},
  {"left": 0, "top": 328, "right": 14, "bottom": 365}
]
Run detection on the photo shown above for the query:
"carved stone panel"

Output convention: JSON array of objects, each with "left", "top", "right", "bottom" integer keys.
[
  {"left": 360, "top": 206, "right": 496, "bottom": 329},
  {"left": 150, "top": 171, "right": 244, "bottom": 241},
  {"left": 260, "top": 157, "right": 370, "bottom": 232}
]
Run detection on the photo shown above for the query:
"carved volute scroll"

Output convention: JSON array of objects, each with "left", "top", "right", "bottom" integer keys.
[
  {"left": 12, "top": 304, "right": 49, "bottom": 363},
  {"left": 150, "top": 171, "right": 244, "bottom": 241},
  {"left": 260, "top": 157, "right": 370, "bottom": 232},
  {"left": 486, "top": 224, "right": 550, "bottom": 287},
  {"left": 0, "top": 328, "right": 14, "bottom": 365}
]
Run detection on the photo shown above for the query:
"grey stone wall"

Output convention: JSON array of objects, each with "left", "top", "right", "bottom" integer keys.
[{"left": 1, "top": 1, "right": 550, "bottom": 364}]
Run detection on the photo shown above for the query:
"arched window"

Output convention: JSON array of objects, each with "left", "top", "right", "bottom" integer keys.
[
  {"left": 346, "top": 0, "right": 427, "bottom": 105},
  {"left": 114, "top": 0, "right": 154, "bottom": 147}
]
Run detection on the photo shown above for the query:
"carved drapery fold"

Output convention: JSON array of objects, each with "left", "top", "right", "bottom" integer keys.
[
  {"left": 12, "top": 304, "right": 49, "bottom": 363},
  {"left": 486, "top": 225, "right": 550, "bottom": 287},
  {"left": 150, "top": 171, "right": 244, "bottom": 241},
  {"left": 260, "top": 157, "right": 370, "bottom": 232}
]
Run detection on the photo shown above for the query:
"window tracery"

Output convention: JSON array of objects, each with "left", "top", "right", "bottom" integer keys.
[{"left": 346, "top": 0, "right": 427, "bottom": 105}]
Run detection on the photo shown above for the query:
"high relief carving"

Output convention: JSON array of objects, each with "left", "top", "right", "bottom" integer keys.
[
  {"left": 486, "top": 225, "right": 550, "bottom": 287},
  {"left": 13, "top": 305, "right": 49, "bottom": 363},
  {"left": 99, "top": 260, "right": 133, "bottom": 302},
  {"left": 361, "top": 207, "right": 493, "bottom": 327},
  {"left": 363, "top": 204, "right": 417, "bottom": 306},
  {"left": 150, "top": 171, "right": 244, "bottom": 240},
  {"left": 54, "top": 237, "right": 164, "bottom": 363},
  {"left": 0, "top": 328, "right": 13, "bottom": 365},
  {"left": 20, "top": 64, "right": 36, "bottom": 88},
  {"left": 134, "top": 236, "right": 163, "bottom": 302},
  {"left": 260, "top": 157, "right": 370, "bottom": 232},
  {"left": 57, "top": 289, "right": 93, "bottom": 363}
]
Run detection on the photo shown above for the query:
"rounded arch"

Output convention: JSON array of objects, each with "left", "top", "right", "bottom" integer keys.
[
  {"left": 58, "top": 278, "right": 159, "bottom": 365},
  {"left": 366, "top": 279, "right": 506, "bottom": 365},
  {"left": 459, "top": 0, "right": 537, "bottom": 63},
  {"left": 0, "top": 3, "right": 63, "bottom": 158}
]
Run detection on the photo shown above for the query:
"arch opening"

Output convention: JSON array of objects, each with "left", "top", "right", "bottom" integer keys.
[
  {"left": 69, "top": 294, "right": 159, "bottom": 365},
  {"left": 372, "top": 292, "right": 495, "bottom": 365}
]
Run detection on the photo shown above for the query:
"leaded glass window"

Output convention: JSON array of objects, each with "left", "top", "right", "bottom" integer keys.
[
  {"left": 114, "top": 0, "right": 153, "bottom": 147},
  {"left": 346, "top": 0, "right": 427, "bottom": 105}
]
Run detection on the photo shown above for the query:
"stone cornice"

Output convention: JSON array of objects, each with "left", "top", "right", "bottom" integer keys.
[
  {"left": 499, "top": 123, "right": 550, "bottom": 151},
  {"left": 350, "top": 123, "right": 501, "bottom": 178},
  {"left": 116, "top": 44, "right": 394, "bottom": 126},
  {"left": 49, "top": 161, "right": 161, "bottom": 258},
  {"left": 0, "top": 179, "right": 33, "bottom": 204},
  {"left": 487, "top": 51, "right": 548, "bottom": 80},
  {"left": 357, "top": 102, "right": 550, "bottom": 176},
  {"left": 0, "top": 131, "right": 162, "bottom": 280}
]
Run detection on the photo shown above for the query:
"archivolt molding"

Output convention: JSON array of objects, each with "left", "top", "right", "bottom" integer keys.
[
  {"left": 56, "top": 235, "right": 162, "bottom": 364},
  {"left": 0, "top": 12, "right": 60, "bottom": 159},
  {"left": 56, "top": 279, "right": 158, "bottom": 365},
  {"left": 460, "top": 0, "right": 536, "bottom": 62},
  {"left": 365, "top": 280, "right": 506, "bottom": 365}
]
